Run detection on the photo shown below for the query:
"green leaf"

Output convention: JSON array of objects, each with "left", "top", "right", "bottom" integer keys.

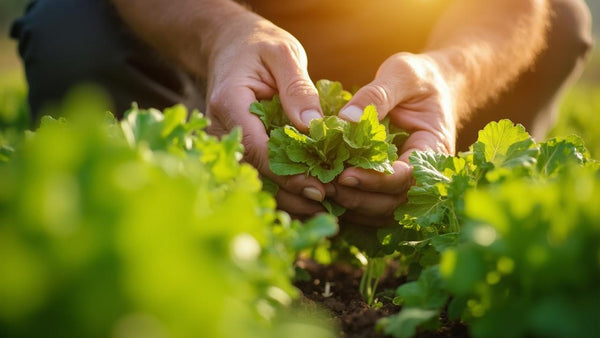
[
  {"left": 379, "top": 308, "right": 439, "bottom": 338},
  {"left": 261, "top": 177, "right": 280, "bottom": 196},
  {"left": 322, "top": 199, "right": 346, "bottom": 217},
  {"left": 343, "top": 105, "right": 386, "bottom": 148},
  {"left": 249, "top": 95, "right": 290, "bottom": 131},
  {"left": 291, "top": 214, "right": 339, "bottom": 250},
  {"left": 268, "top": 129, "right": 308, "bottom": 176},
  {"left": 396, "top": 266, "right": 448, "bottom": 309},
  {"left": 472, "top": 119, "right": 537, "bottom": 170},
  {"left": 430, "top": 233, "right": 460, "bottom": 253},
  {"left": 316, "top": 79, "right": 352, "bottom": 116},
  {"left": 409, "top": 151, "right": 454, "bottom": 185},
  {"left": 309, "top": 146, "right": 349, "bottom": 183},
  {"left": 0, "top": 144, "right": 14, "bottom": 163},
  {"left": 537, "top": 135, "right": 590, "bottom": 176},
  {"left": 394, "top": 152, "right": 457, "bottom": 228}
]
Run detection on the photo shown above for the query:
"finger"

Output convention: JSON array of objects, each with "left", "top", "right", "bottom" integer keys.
[
  {"left": 263, "top": 44, "right": 323, "bottom": 132},
  {"left": 276, "top": 187, "right": 326, "bottom": 217},
  {"left": 399, "top": 130, "right": 454, "bottom": 162},
  {"left": 336, "top": 161, "right": 413, "bottom": 194},
  {"left": 208, "top": 84, "right": 270, "bottom": 170},
  {"left": 338, "top": 59, "right": 411, "bottom": 122},
  {"left": 277, "top": 174, "right": 327, "bottom": 203},
  {"left": 208, "top": 83, "right": 326, "bottom": 201},
  {"left": 329, "top": 184, "right": 407, "bottom": 217}
]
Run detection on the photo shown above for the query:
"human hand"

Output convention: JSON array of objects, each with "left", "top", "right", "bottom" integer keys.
[
  {"left": 329, "top": 52, "right": 458, "bottom": 227},
  {"left": 204, "top": 11, "right": 327, "bottom": 218}
]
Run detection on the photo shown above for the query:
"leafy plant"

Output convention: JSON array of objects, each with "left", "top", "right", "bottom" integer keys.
[
  {"left": 250, "top": 79, "right": 407, "bottom": 183},
  {"left": 0, "top": 98, "right": 337, "bottom": 338},
  {"left": 251, "top": 79, "right": 408, "bottom": 304},
  {"left": 378, "top": 119, "right": 599, "bottom": 338}
]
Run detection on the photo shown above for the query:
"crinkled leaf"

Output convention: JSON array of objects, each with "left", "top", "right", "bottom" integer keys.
[
  {"left": 473, "top": 119, "right": 537, "bottom": 170},
  {"left": 268, "top": 129, "right": 308, "bottom": 176},
  {"left": 394, "top": 151, "right": 466, "bottom": 231},
  {"left": 347, "top": 141, "right": 394, "bottom": 173},
  {"left": 250, "top": 95, "right": 289, "bottom": 131},
  {"left": 410, "top": 151, "right": 454, "bottom": 186},
  {"left": 343, "top": 105, "right": 386, "bottom": 148},
  {"left": 537, "top": 135, "right": 590, "bottom": 176},
  {"left": 316, "top": 79, "right": 352, "bottom": 116},
  {"left": 284, "top": 125, "right": 309, "bottom": 143},
  {"left": 309, "top": 146, "right": 349, "bottom": 183}
]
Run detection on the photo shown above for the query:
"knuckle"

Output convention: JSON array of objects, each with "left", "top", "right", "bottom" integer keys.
[
  {"left": 241, "top": 134, "right": 266, "bottom": 170},
  {"left": 337, "top": 194, "right": 362, "bottom": 211},
  {"left": 207, "top": 86, "right": 228, "bottom": 114},
  {"left": 264, "top": 38, "right": 302, "bottom": 60},
  {"left": 385, "top": 195, "right": 406, "bottom": 216},
  {"left": 363, "top": 83, "right": 392, "bottom": 107},
  {"left": 278, "top": 175, "right": 309, "bottom": 194},
  {"left": 278, "top": 176, "right": 296, "bottom": 192},
  {"left": 284, "top": 78, "right": 316, "bottom": 98}
]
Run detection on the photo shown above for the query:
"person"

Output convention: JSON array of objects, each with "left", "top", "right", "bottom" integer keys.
[{"left": 11, "top": 0, "right": 593, "bottom": 226}]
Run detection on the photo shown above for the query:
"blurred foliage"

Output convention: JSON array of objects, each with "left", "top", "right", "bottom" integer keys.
[
  {"left": 548, "top": 85, "right": 600, "bottom": 158},
  {"left": 0, "top": 0, "right": 27, "bottom": 26},
  {"left": 378, "top": 118, "right": 599, "bottom": 338},
  {"left": 0, "top": 90, "right": 336, "bottom": 338},
  {"left": 443, "top": 165, "right": 600, "bottom": 338},
  {"left": 0, "top": 70, "right": 29, "bottom": 163}
]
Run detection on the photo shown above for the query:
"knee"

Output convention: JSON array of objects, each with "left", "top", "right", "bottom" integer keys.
[
  {"left": 548, "top": 0, "right": 594, "bottom": 62},
  {"left": 11, "top": 0, "right": 126, "bottom": 118}
]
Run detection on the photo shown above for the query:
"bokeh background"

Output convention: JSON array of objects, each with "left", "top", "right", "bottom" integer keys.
[{"left": 1, "top": 0, "right": 599, "bottom": 156}]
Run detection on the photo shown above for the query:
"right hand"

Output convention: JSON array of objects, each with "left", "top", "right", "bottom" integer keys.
[{"left": 204, "top": 11, "right": 327, "bottom": 218}]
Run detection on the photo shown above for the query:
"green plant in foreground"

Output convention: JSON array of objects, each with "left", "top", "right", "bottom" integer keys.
[
  {"left": 377, "top": 120, "right": 600, "bottom": 338},
  {"left": 0, "top": 98, "right": 337, "bottom": 338}
]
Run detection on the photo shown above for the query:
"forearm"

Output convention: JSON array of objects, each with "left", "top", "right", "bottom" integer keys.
[
  {"left": 425, "top": 0, "right": 549, "bottom": 125},
  {"left": 111, "top": 0, "right": 252, "bottom": 77}
]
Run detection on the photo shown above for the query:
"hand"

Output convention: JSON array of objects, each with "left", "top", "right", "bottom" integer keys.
[
  {"left": 329, "top": 52, "right": 458, "bottom": 227},
  {"left": 204, "top": 11, "right": 327, "bottom": 218}
]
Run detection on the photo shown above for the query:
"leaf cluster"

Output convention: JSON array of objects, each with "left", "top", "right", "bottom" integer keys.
[
  {"left": 250, "top": 80, "right": 407, "bottom": 183},
  {"left": 0, "top": 101, "right": 337, "bottom": 338},
  {"left": 378, "top": 119, "right": 599, "bottom": 337}
]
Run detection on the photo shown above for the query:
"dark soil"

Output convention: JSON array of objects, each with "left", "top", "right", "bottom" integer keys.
[{"left": 294, "top": 259, "right": 469, "bottom": 338}]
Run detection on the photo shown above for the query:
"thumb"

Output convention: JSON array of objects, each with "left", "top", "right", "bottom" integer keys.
[
  {"left": 339, "top": 78, "right": 401, "bottom": 122},
  {"left": 265, "top": 50, "right": 322, "bottom": 132}
]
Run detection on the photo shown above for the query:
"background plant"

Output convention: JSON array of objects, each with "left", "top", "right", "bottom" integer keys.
[{"left": 0, "top": 93, "right": 337, "bottom": 338}]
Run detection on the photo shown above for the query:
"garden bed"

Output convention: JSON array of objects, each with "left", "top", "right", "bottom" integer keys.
[{"left": 295, "top": 259, "right": 469, "bottom": 338}]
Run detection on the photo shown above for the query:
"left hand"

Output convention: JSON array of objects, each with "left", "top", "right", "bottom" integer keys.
[{"left": 329, "top": 52, "right": 458, "bottom": 227}]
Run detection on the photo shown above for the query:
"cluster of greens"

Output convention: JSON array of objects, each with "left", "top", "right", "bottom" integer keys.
[
  {"left": 376, "top": 120, "right": 600, "bottom": 337},
  {"left": 250, "top": 80, "right": 407, "bottom": 183},
  {"left": 0, "top": 97, "right": 337, "bottom": 338},
  {"left": 250, "top": 79, "right": 600, "bottom": 338}
]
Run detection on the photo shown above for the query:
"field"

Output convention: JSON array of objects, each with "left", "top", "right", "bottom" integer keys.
[{"left": 1, "top": 8, "right": 600, "bottom": 338}]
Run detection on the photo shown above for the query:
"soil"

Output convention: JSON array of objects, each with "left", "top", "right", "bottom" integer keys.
[{"left": 294, "top": 259, "right": 469, "bottom": 338}]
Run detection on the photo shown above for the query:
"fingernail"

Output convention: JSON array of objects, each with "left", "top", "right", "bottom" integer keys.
[
  {"left": 302, "top": 187, "right": 324, "bottom": 202},
  {"left": 300, "top": 109, "right": 322, "bottom": 125},
  {"left": 339, "top": 105, "right": 363, "bottom": 122},
  {"left": 325, "top": 184, "right": 336, "bottom": 196},
  {"left": 339, "top": 176, "right": 359, "bottom": 187}
]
